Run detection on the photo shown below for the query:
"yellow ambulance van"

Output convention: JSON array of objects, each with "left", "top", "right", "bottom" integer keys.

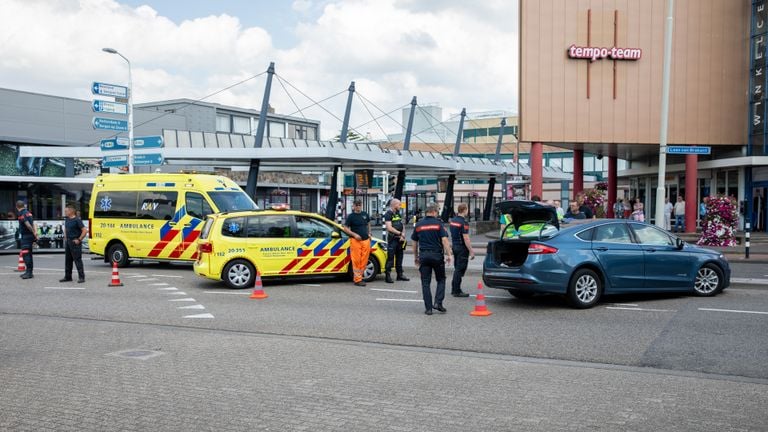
[{"left": 89, "top": 173, "right": 257, "bottom": 266}]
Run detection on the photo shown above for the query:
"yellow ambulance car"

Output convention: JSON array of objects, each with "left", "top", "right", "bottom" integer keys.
[
  {"left": 193, "top": 207, "right": 388, "bottom": 288},
  {"left": 89, "top": 173, "right": 257, "bottom": 266}
]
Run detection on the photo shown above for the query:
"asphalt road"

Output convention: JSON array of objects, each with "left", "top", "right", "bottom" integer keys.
[{"left": 1, "top": 254, "right": 767, "bottom": 431}]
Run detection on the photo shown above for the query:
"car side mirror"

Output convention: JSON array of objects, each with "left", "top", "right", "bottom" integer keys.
[
  {"left": 331, "top": 231, "right": 341, "bottom": 239},
  {"left": 676, "top": 238, "right": 685, "bottom": 250}
]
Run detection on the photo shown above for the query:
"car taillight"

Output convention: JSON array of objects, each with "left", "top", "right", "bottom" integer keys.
[
  {"left": 528, "top": 244, "right": 557, "bottom": 254},
  {"left": 199, "top": 242, "right": 213, "bottom": 254}
]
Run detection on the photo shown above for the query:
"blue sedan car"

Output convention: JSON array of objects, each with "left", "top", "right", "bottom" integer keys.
[{"left": 483, "top": 201, "right": 730, "bottom": 308}]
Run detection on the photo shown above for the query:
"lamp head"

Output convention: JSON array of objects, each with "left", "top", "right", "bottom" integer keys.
[{"left": 102, "top": 47, "right": 118, "bottom": 54}]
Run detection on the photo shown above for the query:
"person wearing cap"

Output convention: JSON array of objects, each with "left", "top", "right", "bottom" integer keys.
[
  {"left": 449, "top": 203, "right": 473, "bottom": 297},
  {"left": 16, "top": 200, "right": 38, "bottom": 279},
  {"left": 383, "top": 198, "right": 409, "bottom": 284},
  {"left": 411, "top": 204, "right": 452, "bottom": 315},
  {"left": 342, "top": 199, "right": 371, "bottom": 287}
]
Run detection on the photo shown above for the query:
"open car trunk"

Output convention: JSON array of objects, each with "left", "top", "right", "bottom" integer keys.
[{"left": 488, "top": 239, "right": 531, "bottom": 268}]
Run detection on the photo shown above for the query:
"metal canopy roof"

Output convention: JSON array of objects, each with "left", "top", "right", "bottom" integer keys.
[{"left": 19, "top": 129, "right": 571, "bottom": 180}]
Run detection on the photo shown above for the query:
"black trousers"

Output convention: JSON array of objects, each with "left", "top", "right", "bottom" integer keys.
[
  {"left": 20, "top": 239, "right": 34, "bottom": 273},
  {"left": 451, "top": 246, "right": 469, "bottom": 294},
  {"left": 419, "top": 252, "right": 446, "bottom": 311},
  {"left": 65, "top": 240, "right": 85, "bottom": 279},
  {"left": 385, "top": 238, "right": 404, "bottom": 275}
]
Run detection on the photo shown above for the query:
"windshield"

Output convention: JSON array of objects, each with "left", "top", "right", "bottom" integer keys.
[{"left": 208, "top": 191, "right": 258, "bottom": 212}]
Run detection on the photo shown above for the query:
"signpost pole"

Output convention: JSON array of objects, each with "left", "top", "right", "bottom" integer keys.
[
  {"left": 654, "top": 0, "right": 674, "bottom": 229},
  {"left": 127, "top": 57, "right": 134, "bottom": 173}
]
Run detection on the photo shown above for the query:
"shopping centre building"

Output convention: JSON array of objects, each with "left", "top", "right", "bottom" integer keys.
[{"left": 520, "top": 0, "right": 768, "bottom": 231}]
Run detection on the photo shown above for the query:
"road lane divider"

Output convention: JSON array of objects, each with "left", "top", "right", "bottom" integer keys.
[
  {"left": 168, "top": 298, "right": 196, "bottom": 302},
  {"left": 606, "top": 307, "right": 676, "bottom": 312},
  {"left": 183, "top": 313, "right": 214, "bottom": 319},
  {"left": 698, "top": 307, "right": 768, "bottom": 315},
  {"left": 370, "top": 288, "right": 418, "bottom": 294}
]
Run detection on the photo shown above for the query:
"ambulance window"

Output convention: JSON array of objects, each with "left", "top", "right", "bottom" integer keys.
[
  {"left": 186, "top": 192, "right": 213, "bottom": 220},
  {"left": 93, "top": 192, "right": 138, "bottom": 218},
  {"left": 246, "top": 215, "right": 292, "bottom": 238},
  {"left": 209, "top": 191, "right": 258, "bottom": 212},
  {"left": 295, "top": 216, "right": 334, "bottom": 238},
  {"left": 137, "top": 191, "right": 178, "bottom": 220},
  {"left": 222, "top": 217, "right": 246, "bottom": 238},
  {"left": 200, "top": 217, "right": 214, "bottom": 240}
]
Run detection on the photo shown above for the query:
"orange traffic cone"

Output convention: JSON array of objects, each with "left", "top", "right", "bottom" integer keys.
[
  {"left": 250, "top": 270, "right": 268, "bottom": 299},
  {"left": 108, "top": 261, "right": 123, "bottom": 287},
  {"left": 470, "top": 281, "right": 492, "bottom": 317},
  {"left": 15, "top": 250, "right": 26, "bottom": 272}
]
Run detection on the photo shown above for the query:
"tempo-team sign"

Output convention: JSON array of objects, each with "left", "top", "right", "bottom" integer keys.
[{"left": 567, "top": 45, "right": 642, "bottom": 62}]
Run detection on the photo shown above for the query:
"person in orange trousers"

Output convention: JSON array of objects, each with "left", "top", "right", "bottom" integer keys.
[{"left": 342, "top": 199, "right": 371, "bottom": 286}]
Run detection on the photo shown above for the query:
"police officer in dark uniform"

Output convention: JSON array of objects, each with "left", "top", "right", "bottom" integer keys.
[
  {"left": 411, "top": 204, "right": 452, "bottom": 315},
  {"left": 449, "top": 203, "right": 474, "bottom": 297},
  {"left": 383, "top": 198, "right": 409, "bottom": 283},
  {"left": 60, "top": 204, "right": 88, "bottom": 283},
  {"left": 16, "top": 200, "right": 38, "bottom": 279}
]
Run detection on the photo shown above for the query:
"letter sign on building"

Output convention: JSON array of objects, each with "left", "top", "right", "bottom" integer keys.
[{"left": 567, "top": 44, "right": 642, "bottom": 61}]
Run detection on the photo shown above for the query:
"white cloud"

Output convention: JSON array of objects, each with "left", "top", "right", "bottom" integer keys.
[{"left": 0, "top": 0, "right": 519, "bottom": 140}]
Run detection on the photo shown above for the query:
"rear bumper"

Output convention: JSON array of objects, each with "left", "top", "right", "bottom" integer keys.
[{"left": 482, "top": 268, "right": 567, "bottom": 294}]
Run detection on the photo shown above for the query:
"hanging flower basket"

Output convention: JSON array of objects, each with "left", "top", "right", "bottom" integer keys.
[
  {"left": 582, "top": 187, "right": 606, "bottom": 218},
  {"left": 697, "top": 196, "right": 738, "bottom": 247}
]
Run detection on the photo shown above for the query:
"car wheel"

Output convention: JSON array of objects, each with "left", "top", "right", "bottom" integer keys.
[
  {"left": 507, "top": 289, "right": 535, "bottom": 299},
  {"left": 223, "top": 259, "right": 255, "bottom": 289},
  {"left": 693, "top": 264, "right": 723, "bottom": 296},
  {"left": 567, "top": 268, "right": 602, "bottom": 309},
  {"left": 107, "top": 243, "right": 129, "bottom": 267},
  {"left": 363, "top": 256, "right": 380, "bottom": 282}
]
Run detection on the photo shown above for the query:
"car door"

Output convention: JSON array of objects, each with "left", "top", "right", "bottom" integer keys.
[
  {"left": 629, "top": 222, "right": 695, "bottom": 289},
  {"left": 591, "top": 222, "right": 645, "bottom": 291},
  {"left": 245, "top": 214, "right": 304, "bottom": 276},
  {"left": 293, "top": 215, "right": 348, "bottom": 275},
  {"left": 169, "top": 192, "right": 214, "bottom": 259}
]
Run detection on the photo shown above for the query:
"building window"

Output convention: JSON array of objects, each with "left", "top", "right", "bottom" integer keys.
[
  {"left": 269, "top": 121, "right": 286, "bottom": 138},
  {"left": 232, "top": 116, "right": 250, "bottom": 134},
  {"left": 216, "top": 114, "right": 230, "bottom": 133},
  {"left": 288, "top": 124, "right": 316, "bottom": 140}
]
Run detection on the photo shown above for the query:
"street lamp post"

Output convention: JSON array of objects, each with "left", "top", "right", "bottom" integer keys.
[
  {"left": 102, "top": 47, "right": 134, "bottom": 174},
  {"left": 654, "top": 0, "right": 674, "bottom": 228}
]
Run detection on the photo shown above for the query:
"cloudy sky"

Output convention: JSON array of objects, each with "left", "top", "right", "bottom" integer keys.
[{"left": 0, "top": 0, "right": 519, "bottom": 139}]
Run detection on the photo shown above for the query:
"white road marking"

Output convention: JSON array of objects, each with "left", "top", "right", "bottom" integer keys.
[
  {"left": 44, "top": 287, "right": 86, "bottom": 290},
  {"left": 183, "top": 313, "right": 214, "bottom": 319},
  {"left": 151, "top": 274, "right": 184, "bottom": 278},
  {"left": 370, "top": 288, "right": 418, "bottom": 294},
  {"left": 136, "top": 278, "right": 158, "bottom": 282},
  {"left": 203, "top": 291, "right": 251, "bottom": 295},
  {"left": 168, "top": 298, "right": 196, "bottom": 302},
  {"left": 301, "top": 284, "right": 322, "bottom": 287},
  {"left": 699, "top": 307, "right": 768, "bottom": 315},
  {"left": 164, "top": 292, "right": 188, "bottom": 296},
  {"left": 730, "top": 277, "right": 768, "bottom": 285},
  {"left": 177, "top": 304, "right": 205, "bottom": 310},
  {"left": 128, "top": 275, "right": 146, "bottom": 278},
  {"left": 470, "top": 294, "right": 510, "bottom": 299},
  {"left": 157, "top": 287, "right": 178, "bottom": 291},
  {"left": 606, "top": 307, "right": 676, "bottom": 312},
  {"left": 610, "top": 303, "right": 640, "bottom": 307},
  {"left": 150, "top": 283, "right": 169, "bottom": 286},
  {"left": 0, "top": 272, "right": 58, "bottom": 275},
  {"left": 5, "top": 266, "right": 108, "bottom": 274},
  {"left": 376, "top": 298, "right": 422, "bottom": 302}
]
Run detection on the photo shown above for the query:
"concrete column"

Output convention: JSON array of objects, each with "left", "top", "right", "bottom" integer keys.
[
  {"left": 573, "top": 149, "right": 584, "bottom": 197},
  {"left": 685, "top": 154, "right": 697, "bottom": 233},
  {"left": 607, "top": 155, "right": 617, "bottom": 218},
  {"left": 530, "top": 142, "right": 543, "bottom": 199}
]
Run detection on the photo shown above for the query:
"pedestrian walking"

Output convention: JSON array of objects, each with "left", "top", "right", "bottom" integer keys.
[
  {"left": 674, "top": 196, "right": 686, "bottom": 232},
  {"left": 60, "top": 204, "right": 87, "bottom": 283},
  {"left": 613, "top": 199, "right": 624, "bottom": 219},
  {"left": 15, "top": 200, "right": 38, "bottom": 279},
  {"left": 383, "top": 198, "right": 409, "bottom": 284},
  {"left": 411, "top": 204, "right": 452, "bottom": 315},
  {"left": 449, "top": 203, "right": 474, "bottom": 298},
  {"left": 342, "top": 199, "right": 371, "bottom": 287},
  {"left": 663, "top": 197, "right": 673, "bottom": 231}
]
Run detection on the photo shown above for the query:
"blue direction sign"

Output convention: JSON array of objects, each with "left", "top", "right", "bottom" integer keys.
[
  {"left": 133, "top": 135, "right": 163, "bottom": 149},
  {"left": 92, "top": 116, "right": 128, "bottom": 131},
  {"left": 100, "top": 137, "right": 129, "bottom": 151},
  {"left": 91, "top": 81, "right": 128, "bottom": 98},
  {"left": 93, "top": 99, "right": 128, "bottom": 115},
  {"left": 134, "top": 153, "right": 164, "bottom": 165},
  {"left": 102, "top": 154, "right": 128, "bottom": 168},
  {"left": 666, "top": 146, "right": 711, "bottom": 155}
]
